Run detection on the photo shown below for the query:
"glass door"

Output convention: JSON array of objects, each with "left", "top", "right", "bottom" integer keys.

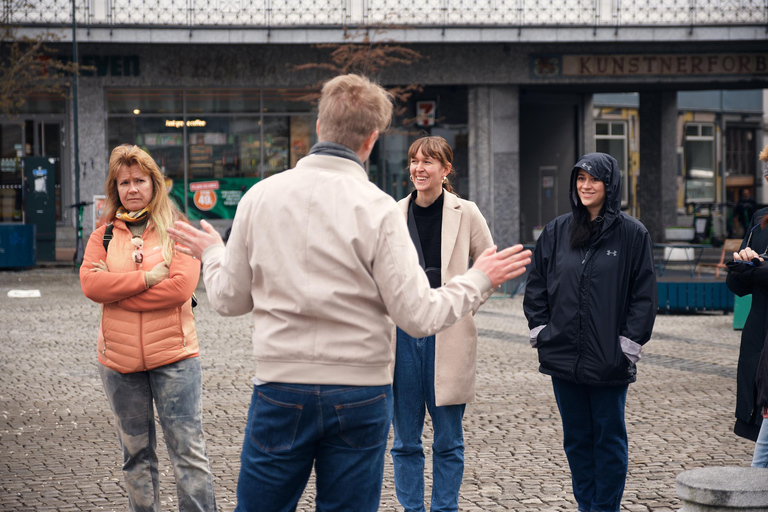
[
  {"left": 2, "top": 119, "right": 67, "bottom": 223},
  {"left": 38, "top": 120, "right": 64, "bottom": 220},
  {"left": 0, "top": 122, "right": 24, "bottom": 223}
]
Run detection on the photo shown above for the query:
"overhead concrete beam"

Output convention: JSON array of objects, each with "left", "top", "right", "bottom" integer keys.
[{"left": 14, "top": 25, "right": 768, "bottom": 46}]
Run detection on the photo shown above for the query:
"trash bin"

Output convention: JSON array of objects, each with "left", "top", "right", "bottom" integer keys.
[
  {"left": 733, "top": 294, "right": 752, "bottom": 330},
  {"left": 0, "top": 224, "right": 36, "bottom": 268}
]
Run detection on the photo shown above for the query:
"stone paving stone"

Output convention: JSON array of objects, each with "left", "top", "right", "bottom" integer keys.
[{"left": 0, "top": 269, "right": 757, "bottom": 511}]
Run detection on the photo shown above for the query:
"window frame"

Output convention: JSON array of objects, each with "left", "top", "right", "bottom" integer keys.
[
  {"left": 683, "top": 122, "right": 717, "bottom": 204},
  {"left": 595, "top": 120, "right": 629, "bottom": 207}
]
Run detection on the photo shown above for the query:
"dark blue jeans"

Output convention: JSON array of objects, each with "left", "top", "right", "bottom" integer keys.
[
  {"left": 551, "top": 376, "right": 629, "bottom": 512},
  {"left": 391, "top": 328, "right": 466, "bottom": 512},
  {"left": 235, "top": 382, "right": 393, "bottom": 512}
]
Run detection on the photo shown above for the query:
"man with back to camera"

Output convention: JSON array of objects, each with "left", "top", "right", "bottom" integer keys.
[{"left": 168, "top": 74, "right": 531, "bottom": 512}]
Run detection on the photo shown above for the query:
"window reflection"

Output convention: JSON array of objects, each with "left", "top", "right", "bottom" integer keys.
[
  {"left": 263, "top": 116, "right": 317, "bottom": 177},
  {"left": 262, "top": 89, "right": 315, "bottom": 113},
  {"left": 0, "top": 124, "right": 23, "bottom": 222},
  {"left": 188, "top": 117, "right": 262, "bottom": 178},
  {"left": 187, "top": 89, "right": 261, "bottom": 114},
  {"left": 107, "top": 89, "right": 183, "bottom": 114},
  {"left": 107, "top": 89, "right": 318, "bottom": 220},
  {"left": 684, "top": 123, "right": 716, "bottom": 203},
  {"left": 108, "top": 117, "right": 185, "bottom": 179}
]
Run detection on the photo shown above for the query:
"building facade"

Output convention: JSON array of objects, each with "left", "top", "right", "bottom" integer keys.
[{"left": 3, "top": 0, "right": 768, "bottom": 260}]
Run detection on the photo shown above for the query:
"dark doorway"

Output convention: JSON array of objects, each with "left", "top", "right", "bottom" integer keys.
[{"left": 519, "top": 92, "right": 581, "bottom": 243}]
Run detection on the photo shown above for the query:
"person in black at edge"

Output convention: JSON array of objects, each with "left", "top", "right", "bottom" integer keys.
[
  {"left": 726, "top": 144, "right": 768, "bottom": 443},
  {"left": 523, "top": 153, "right": 657, "bottom": 512}
]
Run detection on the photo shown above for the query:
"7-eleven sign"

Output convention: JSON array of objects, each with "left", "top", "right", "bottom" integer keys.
[{"left": 416, "top": 101, "right": 436, "bottom": 127}]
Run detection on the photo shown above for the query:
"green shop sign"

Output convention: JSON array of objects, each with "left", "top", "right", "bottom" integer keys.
[{"left": 168, "top": 177, "right": 260, "bottom": 220}]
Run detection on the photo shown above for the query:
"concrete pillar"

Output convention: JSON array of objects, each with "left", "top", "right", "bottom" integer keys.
[
  {"left": 639, "top": 91, "right": 678, "bottom": 243},
  {"left": 677, "top": 467, "right": 768, "bottom": 511},
  {"left": 582, "top": 93, "right": 595, "bottom": 156},
  {"left": 76, "top": 81, "right": 108, "bottom": 235},
  {"left": 468, "top": 85, "right": 520, "bottom": 249}
]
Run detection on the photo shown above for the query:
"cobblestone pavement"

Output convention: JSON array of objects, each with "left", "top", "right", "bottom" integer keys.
[{"left": 0, "top": 268, "right": 755, "bottom": 511}]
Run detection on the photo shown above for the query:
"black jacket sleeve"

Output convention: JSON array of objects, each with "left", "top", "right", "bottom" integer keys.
[
  {"left": 620, "top": 229, "right": 657, "bottom": 346},
  {"left": 523, "top": 227, "right": 551, "bottom": 328},
  {"left": 727, "top": 212, "right": 762, "bottom": 296}
]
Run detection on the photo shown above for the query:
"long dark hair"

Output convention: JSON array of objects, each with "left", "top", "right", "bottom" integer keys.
[
  {"left": 570, "top": 205, "right": 597, "bottom": 249},
  {"left": 569, "top": 174, "right": 606, "bottom": 249}
]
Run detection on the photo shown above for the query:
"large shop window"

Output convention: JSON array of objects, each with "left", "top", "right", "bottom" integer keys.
[
  {"left": 1, "top": 116, "right": 66, "bottom": 223},
  {"left": 0, "top": 124, "right": 24, "bottom": 223},
  {"left": 107, "top": 89, "right": 317, "bottom": 220},
  {"left": 595, "top": 121, "right": 629, "bottom": 207},
  {"left": 684, "top": 123, "right": 716, "bottom": 203}
]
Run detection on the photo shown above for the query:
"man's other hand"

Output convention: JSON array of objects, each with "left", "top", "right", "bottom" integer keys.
[{"left": 473, "top": 245, "right": 532, "bottom": 288}]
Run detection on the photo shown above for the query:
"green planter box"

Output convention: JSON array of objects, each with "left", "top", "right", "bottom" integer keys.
[{"left": 657, "top": 282, "right": 734, "bottom": 313}]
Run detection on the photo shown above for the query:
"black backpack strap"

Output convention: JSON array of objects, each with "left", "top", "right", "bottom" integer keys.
[{"left": 103, "top": 224, "right": 114, "bottom": 252}]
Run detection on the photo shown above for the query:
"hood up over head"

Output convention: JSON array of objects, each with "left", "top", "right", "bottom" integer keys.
[{"left": 570, "top": 152, "right": 622, "bottom": 225}]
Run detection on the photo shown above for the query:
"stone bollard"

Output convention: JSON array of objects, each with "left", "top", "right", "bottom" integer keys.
[{"left": 676, "top": 467, "right": 768, "bottom": 511}]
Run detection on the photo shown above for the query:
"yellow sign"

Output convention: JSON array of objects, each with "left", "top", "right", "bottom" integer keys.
[{"left": 165, "top": 119, "right": 207, "bottom": 128}]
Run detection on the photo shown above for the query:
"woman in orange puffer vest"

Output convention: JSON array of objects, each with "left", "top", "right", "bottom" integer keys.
[{"left": 80, "top": 145, "right": 215, "bottom": 512}]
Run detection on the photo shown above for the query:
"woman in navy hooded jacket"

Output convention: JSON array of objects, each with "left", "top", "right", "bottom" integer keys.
[{"left": 523, "top": 153, "right": 657, "bottom": 512}]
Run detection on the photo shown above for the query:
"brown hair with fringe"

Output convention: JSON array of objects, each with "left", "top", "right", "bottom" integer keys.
[{"left": 407, "top": 136, "right": 459, "bottom": 197}]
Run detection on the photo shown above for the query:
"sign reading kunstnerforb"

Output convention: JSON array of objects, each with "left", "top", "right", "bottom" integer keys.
[{"left": 532, "top": 54, "right": 767, "bottom": 78}]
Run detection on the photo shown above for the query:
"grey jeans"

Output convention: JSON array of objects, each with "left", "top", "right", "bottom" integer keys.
[{"left": 99, "top": 357, "right": 216, "bottom": 512}]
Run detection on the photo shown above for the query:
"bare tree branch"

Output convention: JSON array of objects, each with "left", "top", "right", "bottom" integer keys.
[
  {"left": 288, "top": 25, "right": 425, "bottom": 119},
  {"left": 1, "top": 2, "right": 93, "bottom": 116}
]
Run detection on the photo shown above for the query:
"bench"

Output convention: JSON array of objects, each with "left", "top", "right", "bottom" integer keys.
[{"left": 696, "top": 238, "right": 742, "bottom": 278}]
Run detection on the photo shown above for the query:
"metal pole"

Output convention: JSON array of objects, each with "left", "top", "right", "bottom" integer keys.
[{"left": 72, "top": 0, "right": 83, "bottom": 267}]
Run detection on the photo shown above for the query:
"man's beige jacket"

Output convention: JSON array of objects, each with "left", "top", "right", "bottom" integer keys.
[{"left": 201, "top": 154, "right": 491, "bottom": 387}]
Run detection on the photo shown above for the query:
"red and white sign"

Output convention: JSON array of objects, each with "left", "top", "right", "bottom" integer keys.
[
  {"left": 416, "top": 101, "right": 436, "bottom": 127},
  {"left": 193, "top": 189, "right": 217, "bottom": 211},
  {"left": 190, "top": 181, "right": 220, "bottom": 192},
  {"left": 93, "top": 195, "right": 107, "bottom": 228}
]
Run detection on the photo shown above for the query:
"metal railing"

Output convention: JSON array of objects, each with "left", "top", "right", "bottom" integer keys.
[
  {"left": 5, "top": 0, "right": 767, "bottom": 27},
  {"left": 5, "top": 0, "right": 349, "bottom": 25},
  {"left": 364, "top": 0, "right": 767, "bottom": 27}
]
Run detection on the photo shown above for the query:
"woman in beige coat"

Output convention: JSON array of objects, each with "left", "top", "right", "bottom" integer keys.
[{"left": 391, "top": 136, "right": 493, "bottom": 512}]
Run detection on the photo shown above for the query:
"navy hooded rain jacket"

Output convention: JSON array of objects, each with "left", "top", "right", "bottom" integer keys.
[{"left": 523, "top": 153, "right": 657, "bottom": 386}]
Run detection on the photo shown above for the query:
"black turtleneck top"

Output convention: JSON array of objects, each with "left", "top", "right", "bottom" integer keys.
[{"left": 411, "top": 190, "right": 444, "bottom": 288}]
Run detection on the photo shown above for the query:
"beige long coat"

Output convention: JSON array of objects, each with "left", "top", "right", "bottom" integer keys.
[{"left": 393, "top": 191, "right": 494, "bottom": 406}]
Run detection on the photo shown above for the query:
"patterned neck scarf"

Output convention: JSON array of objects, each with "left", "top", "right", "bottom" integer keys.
[{"left": 116, "top": 206, "right": 150, "bottom": 223}]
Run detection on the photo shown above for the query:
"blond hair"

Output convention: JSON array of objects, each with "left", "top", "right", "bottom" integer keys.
[
  {"left": 317, "top": 74, "right": 393, "bottom": 152},
  {"left": 105, "top": 145, "right": 183, "bottom": 265},
  {"left": 408, "top": 136, "right": 459, "bottom": 197}
]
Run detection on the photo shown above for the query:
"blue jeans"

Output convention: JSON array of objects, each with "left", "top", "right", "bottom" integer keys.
[
  {"left": 99, "top": 357, "right": 216, "bottom": 512},
  {"left": 551, "top": 376, "right": 628, "bottom": 512},
  {"left": 235, "top": 382, "right": 393, "bottom": 512},
  {"left": 391, "top": 328, "right": 466, "bottom": 512},
  {"left": 752, "top": 416, "right": 768, "bottom": 468}
]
